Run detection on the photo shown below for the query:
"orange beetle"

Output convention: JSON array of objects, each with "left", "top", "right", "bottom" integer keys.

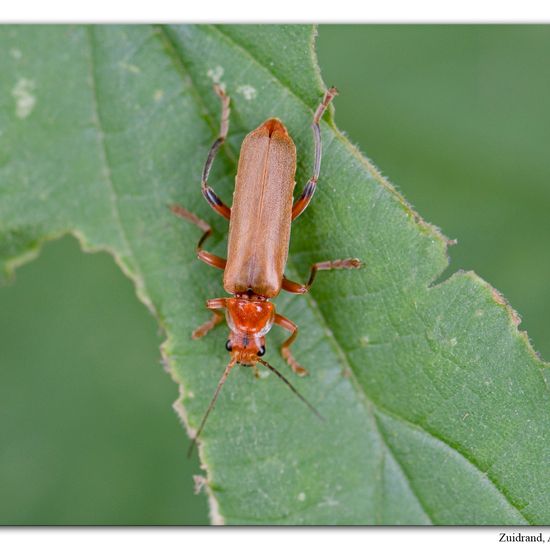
[{"left": 171, "top": 85, "right": 360, "bottom": 453}]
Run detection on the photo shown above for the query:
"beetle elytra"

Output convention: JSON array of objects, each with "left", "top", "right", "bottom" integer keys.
[{"left": 171, "top": 85, "right": 361, "bottom": 454}]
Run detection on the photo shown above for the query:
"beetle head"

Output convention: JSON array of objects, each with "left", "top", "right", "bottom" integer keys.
[{"left": 224, "top": 297, "right": 274, "bottom": 364}]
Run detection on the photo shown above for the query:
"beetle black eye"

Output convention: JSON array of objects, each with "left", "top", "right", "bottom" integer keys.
[
  {"left": 257, "top": 346, "right": 266, "bottom": 357},
  {"left": 225, "top": 340, "right": 233, "bottom": 352}
]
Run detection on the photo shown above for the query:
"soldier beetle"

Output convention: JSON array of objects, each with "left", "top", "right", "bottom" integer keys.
[{"left": 171, "top": 85, "right": 361, "bottom": 455}]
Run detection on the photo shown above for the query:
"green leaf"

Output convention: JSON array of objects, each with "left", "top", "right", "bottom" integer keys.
[{"left": 1, "top": 24, "right": 549, "bottom": 525}]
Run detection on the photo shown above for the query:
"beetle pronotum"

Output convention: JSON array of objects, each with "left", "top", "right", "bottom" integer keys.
[{"left": 172, "top": 85, "right": 361, "bottom": 454}]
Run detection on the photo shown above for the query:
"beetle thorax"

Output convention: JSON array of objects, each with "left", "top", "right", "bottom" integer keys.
[{"left": 225, "top": 297, "right": 274, "bottom": 336}]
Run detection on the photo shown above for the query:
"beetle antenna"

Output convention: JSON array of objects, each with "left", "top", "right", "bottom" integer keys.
[
  {"left": 187, "top": 357, "right": 237, "bottom": 457},
  {"left": 257, "top": 358, "right": 324, "bottom": 421}
]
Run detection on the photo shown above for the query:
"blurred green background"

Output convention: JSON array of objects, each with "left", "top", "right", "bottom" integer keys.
[{"left": 0, "top": 25, "right": 548, "bottom": 525}]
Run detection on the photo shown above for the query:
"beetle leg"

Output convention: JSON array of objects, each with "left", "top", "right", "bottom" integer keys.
[
  {"left": 192, "top": 298, "right": 227, "bottom": 339},
  {"left": 274, "top": 314, "right": 308, "bottom": 377},
  {"left": 192, "top": 310, "right": 224, "bottom": 340},
  {"left": 292, "top": 87, "right": 338, "bottom": 221},
  {"left": 201, "top": 85, "right": 232, "bottom": 220},
  {"left": 170, "top": 205, "right": 227, "bottom": 271},
  {"left": 282, "top": 258, "right": 361, "bottom": 294}
]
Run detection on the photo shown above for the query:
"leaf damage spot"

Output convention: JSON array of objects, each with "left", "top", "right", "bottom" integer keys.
[
  {"left": 237, "top": 84, "right": 257, "bottom": 101},
  {"left": 258, "top": 368, "right": 270, "bottom": 379},
  {"left": 153, "top": 89, "right": 164, "bottom": 102},
  {"left": 207, "top": 65, "right": 224, "bottom": 85},
  {"left": 10, "top": 48, "right": 22, "bottom": 59},
  {"left": 193, "top": 474, "right": 207, "bottom": 495},
  {"left": 319, "top": 496, "right": 340, "bottom": 507},
  {"left": 12, "top": 78, "right": 36, "bottom": 119},
  {"left": 297, "top": 492, "right": 306, "bottom": 501},
  {"left": 119, "top": 61, "right": 141, "bottom": 74},
  {"left": 360, "top": 335, "right": 370, "bottom": 347}
]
